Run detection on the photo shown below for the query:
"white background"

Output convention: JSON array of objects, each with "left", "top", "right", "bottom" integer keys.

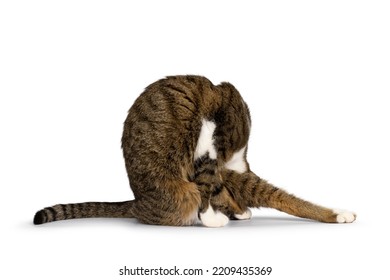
[{"left": 1, "top": 0, "right": 389, "bottom": 279}]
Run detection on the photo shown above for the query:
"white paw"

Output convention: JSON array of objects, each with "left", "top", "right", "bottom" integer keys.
[
  {"left": 333, "top": 209, "right": 356, "bottom": 223},
  {"left": 234, "top": 209, "right": 252, "bottom": 220},
  {"left": 200, "top": 205, "right": 229, "bottom": 228}
]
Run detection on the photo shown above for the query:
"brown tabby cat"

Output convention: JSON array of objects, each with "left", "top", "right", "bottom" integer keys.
[{"left": 33, "top": 75, "right": 356, "bottom": 227}]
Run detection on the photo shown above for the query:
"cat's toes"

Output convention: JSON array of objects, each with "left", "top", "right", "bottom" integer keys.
[
  {"left": 200, "top": 206, "right": 229, "bottom": 228},
  {"left": 234, "top": 209, "right": 252, "bottom": 220},
  {"left": 333, "top": 209, "right": 356, "bottom": 223}
]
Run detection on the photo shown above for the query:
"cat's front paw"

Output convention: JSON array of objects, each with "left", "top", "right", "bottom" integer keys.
[
  {"left": 200, "top": 206, "right": 229, "bottom": 228},
  {"left": 333, "top": 209, "right": 356, "bottom": 223},
  {"left": 234, "top": 209, "right": 252, "bottom": 220}
]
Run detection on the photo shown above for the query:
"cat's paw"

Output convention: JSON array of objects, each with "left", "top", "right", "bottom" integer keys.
[
  {"left": 234, "top": 209, "right": 252, "bottom": 220},
  {"left": 333, "top": 209, "right": 356, "bottom": 223},
  {"left": 200, "top": 206, "right": 229, "bottom": 228}
]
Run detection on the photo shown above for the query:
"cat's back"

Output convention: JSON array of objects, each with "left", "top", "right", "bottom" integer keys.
[
  {"left": 127, "top": 75, "right": 220, "bottom": 122},
  {"left": 121, "top": 75, "right": 222, "bottom": 180}
]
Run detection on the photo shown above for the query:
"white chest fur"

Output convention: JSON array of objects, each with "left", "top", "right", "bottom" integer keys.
[{"left": 194, "top": 119, "right": 217, "bottom": 160}]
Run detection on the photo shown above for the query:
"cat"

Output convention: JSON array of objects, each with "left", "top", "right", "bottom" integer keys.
[{"left": 33, "top": 75, "right": 356, "bottom": 227}]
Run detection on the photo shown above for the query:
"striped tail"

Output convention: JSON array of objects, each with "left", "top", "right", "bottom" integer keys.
[{"left": 33, "top": 200, "right": 136, "bottom": 225}]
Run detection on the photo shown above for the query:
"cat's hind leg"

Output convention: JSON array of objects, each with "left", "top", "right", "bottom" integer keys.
[
  {"left": 132, "top": 180, "right": 201, "bottom": 226},
  {"left": 222, "top": 170, "right": 356, "bottom": 223}
]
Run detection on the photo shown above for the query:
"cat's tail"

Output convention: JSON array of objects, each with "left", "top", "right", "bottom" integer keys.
[{"left": 33, "top": 200, "right": 136, "bottom": 225}]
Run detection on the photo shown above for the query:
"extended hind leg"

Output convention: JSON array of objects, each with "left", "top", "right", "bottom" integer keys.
[{"left": 222, "top": 170, "right": 356, "bottom": 223}]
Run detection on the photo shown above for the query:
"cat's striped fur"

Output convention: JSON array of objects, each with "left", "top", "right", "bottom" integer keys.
[{"left": 34, "top": 75, "right": 356, "bottom": 227}]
